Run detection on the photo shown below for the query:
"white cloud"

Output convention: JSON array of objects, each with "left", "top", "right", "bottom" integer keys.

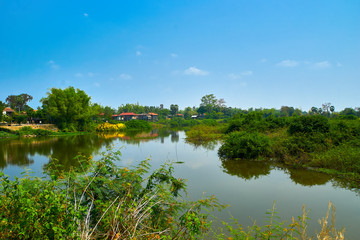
[
  {"left": 136, "top": 51, "right": 142, "bottom": 56},
  {"left": 277, "top": 60, "right": 299, "bottom": 67},
  {"left": 228, "top": 71, "right": 253, "bottom": 80},
  {"left": 48, "top": 60, "right": 60, "bottom": 70},
  {"left": 312, "top": 61, "right": 331, "bottom": 69},
  {"left": 228, "top": 73, "right": 241, "bottom": 80},
  {"left": 75, "top": 73, "right": 83, "bottom": 78},
  {"left": 119, "top": 73, "right": 132, "bottom": 80},
  {"left": 94, "top": 82, "right": 100, "bottom": 87},
  {"left": 184, "top": 67, "right": 209, "bottom": 76},
  {"left": 170, "top": 53, "right": 178, "bottom": 58},
  {"left": 241, "top": 70, "right": 253, "bottom": 76},
  {"left": 88, "top": 72, "right": 94, "bottom": 77},
  {"left": 84, "top": 13, "right": 88, "bottom": 17}
]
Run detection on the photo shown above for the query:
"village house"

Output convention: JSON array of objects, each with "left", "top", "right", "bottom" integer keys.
[
  {"left": 112, "top": 112, "right": 139, "bottom": 121},
  {"left": 137, "top": 112, "right": 158, "bottom": 121},
  {"left": 112, "top": 112, "right": 159, "bottom": 121},
  {"left": 2, "top": 107, "right": 15, "bottom": 117}
]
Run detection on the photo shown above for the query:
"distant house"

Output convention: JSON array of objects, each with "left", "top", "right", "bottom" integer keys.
[
  {"left": 3, "top": 107, "right": 15, "bottom": 117},
  {"left": 148, "top": 112, "right": 158, "bottom": 121},
  {"left": 191, "top": 115, "right": 198, "bottom": 119},
  {"left": 137, "top": 112, "right": 158, "bottom": 121},
  {"left": 116, "top": 112, "right": 139, "bottom": 121},
  {"left": 175, "top": 113, "right": 184, "bottom": 118}
]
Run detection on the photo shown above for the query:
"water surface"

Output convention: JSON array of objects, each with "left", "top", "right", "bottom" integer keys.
[{"left": 0, "top": 130, "right": 359, "bottom": 239}]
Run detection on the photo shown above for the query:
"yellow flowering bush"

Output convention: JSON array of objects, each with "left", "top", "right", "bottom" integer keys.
[{"left": 96, "top": 123, "right": 126, "bottom": 132}]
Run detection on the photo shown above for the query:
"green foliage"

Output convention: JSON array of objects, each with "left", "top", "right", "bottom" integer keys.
[
  {"left": 310, "top": 144, "right": 360, "bottom": 173},
  {"left": 5, "top": 94, "right": 33, "bottom": 112},
  {"left": 186, "top": 125, "right": 224, "bottom": 142},
  {"left": 288, "top": 115, "right": 330, "bottom": 135},
  {"left": 0, "top": 149, "right": 225, "bottom": 239},
  {"left": 41, "top": 86, "right": 93, "bottom": 131},
  {"left": 218, "top": 132, "right": 271, "bottom": 159},
  {"left": 0, "top": 172, "right": 80, "bottom": 239},
  {"left": 18, "top": 126, "right": 52, "bottom": 137},
  {"left": 124, "top": 120, "right": 152, "bottom": 131},
  {"left": 13, "top": 114, "right": 27, "bottom": 124}
]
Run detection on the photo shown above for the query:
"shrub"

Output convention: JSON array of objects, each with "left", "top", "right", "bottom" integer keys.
[
  {"left": 310, "top": 144, "right": 360, "bottom": 173},
  {"left": 288, "top": 115, "right": 330, "bottom": 135},
  {"left": 96, "top": 122, "right": 126, "bottom": 132},
  {"left": 218, "top": 131, "right": 271, "bottom": 159},
  {"left": 185, "top": 125, "right": 224, "bottom": 142},
  {"left": 124, "top": 120, "right": 152, "bottom": 131},
  {"left": 0, "top": 150, "right": 224, "bottom": 239}
]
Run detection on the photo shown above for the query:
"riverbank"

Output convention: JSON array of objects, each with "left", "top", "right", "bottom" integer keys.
[
  {"left": 185, "top": 115, "right": 360, "bottom": 187},
  {"left": 0, "top": 149, "right": 345, "bottom": 239}
]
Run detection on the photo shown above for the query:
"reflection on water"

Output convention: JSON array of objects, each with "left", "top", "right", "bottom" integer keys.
[
  {"left": 0, "top": 130, "right": 359, "bottom": 238},
  {"left": 185, "top": 140, "right": 218, "bottom": 151},
  {"left": 221, "top": 159, "right": 272, "bottom": 180},
  {"left": 0, "top": 135, "right": 114, "bottom": 172},
  {"left": 286, "top": 167, "right": 333, "bottom": 186}
]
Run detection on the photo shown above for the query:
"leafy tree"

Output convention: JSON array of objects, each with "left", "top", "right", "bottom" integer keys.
[
  {"left": 311, "top": 107, "right": 318, "bottom": 115},
  {"left": 0, "top": 101, "right": 6, "bottom": 122},
  {"left": 170, "top": 104, "right": 179, "bottom": 115},
  {"left": 41, "top": 87, "right": 92, "bottom": 131},
  {"left": 200, "top": 94, "right": 217, "bottom": 114},
  {"left": 280, "top": 106, "right": 295, "bottom": 117},
  {"left": 330, "top": 106, "right": 335, "bottom": 114},
  {"left": 5, "top": 94, "right": 33, "bottom": 112},
  {"left": 340, "top": 108, "right": 357, "bottom": 117}
]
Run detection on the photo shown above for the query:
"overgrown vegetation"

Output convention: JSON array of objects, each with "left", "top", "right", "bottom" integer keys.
[
  {"left": 96, "top": 122, "right": 126, "bottom": 132},
  {"left": 0, "top": 150, "right": 346, "bottom": 239},
  {"left": 124, "top": 120, "right": 152, "bottom": 131},
  {"left": 184, "top": 112, "right": 360, "bottom": 185}
]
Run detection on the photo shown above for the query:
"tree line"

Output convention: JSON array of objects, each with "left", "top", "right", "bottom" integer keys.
[{"left": 1, "top": 87, "right": 359, "bottom": 131}]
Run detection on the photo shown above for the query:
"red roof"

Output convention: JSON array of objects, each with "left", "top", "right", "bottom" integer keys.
[
  {"left": 119, "top": 112, "right": 138, "bottom": 116},
  {"left": 3, "top": 107, "right": 15, "bottom": 113},
  {"left": 99, "top": 113, "right": 105, "bottom": 116},
  {"left": 148, "top": 112, "right": 158, "bottom": 116}
]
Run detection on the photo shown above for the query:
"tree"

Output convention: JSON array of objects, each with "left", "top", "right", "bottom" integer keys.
[
  {"left": 280, "top": 106, "right": 295, "bottom": 117},
  {"left": 322, "top": 103, "right": 331, "bottom": 113},
  {"left": 330, "top": 106, "right": 335, "bottom": 114},
  {"left": 200, "top": 94, "right": 217, "bottom": 114},
  {"left": 6, "top": 94, "right": 33, "bottom": 112},
  {"left": 41, "top": 87, "right": 92, "bottom": 131},
  {"left": 170, "top": 104, "right": 179, "bottom": 115},
  {"left": 0, "top": 101, "right": 6, "bottom": 122},
  {"left": 311, "top": 107, "right": 318, "bottom": 115}
]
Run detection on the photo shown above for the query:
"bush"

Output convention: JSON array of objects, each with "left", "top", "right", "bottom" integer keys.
[
  {"left": 124, "top": 120, "right": 152, "bottom": 131},
  {"left": 310, "top": 144, "right": 360, "bottom": 173},
  {"left": 288, "top": 115, "right": 330, "bottom": 135},
  {"left": 185, "top": 125, "right": 224, "bottom": 142},
  {"left": 0, "top": 150, "right": 224, "bottom": 239},
  {"left": 96, "top": 122, "right": 126, "bottom": 132},
  {"left": 18, "top": 126, "right": 52, "bottom": 137},
  {"left": 218, "top": 131, "right": 271, "bottom": 159}
]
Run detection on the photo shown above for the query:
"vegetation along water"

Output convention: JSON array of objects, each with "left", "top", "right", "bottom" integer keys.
[{"left": 1, "top": 89, "right": 360, "bottom": 238}]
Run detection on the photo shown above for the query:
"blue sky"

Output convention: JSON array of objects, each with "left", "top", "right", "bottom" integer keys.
[{"left": 0, "top": 0, "right": 359, "bottom": 111}]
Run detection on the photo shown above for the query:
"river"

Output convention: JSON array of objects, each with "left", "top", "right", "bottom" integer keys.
[{"left": 0, "top": 130, "right": 359, "bottom": 239}]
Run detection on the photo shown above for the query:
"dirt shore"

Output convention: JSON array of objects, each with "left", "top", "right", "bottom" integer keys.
[{"left": 0, "top": 124, "right": 59, "bottom": 132}]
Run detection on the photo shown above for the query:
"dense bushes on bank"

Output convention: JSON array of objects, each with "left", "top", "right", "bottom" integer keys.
[
  {"left": 218, "top": 132, "right": 271, "bottom": 159},
  {"left": 124, "top": 120, "right": 152, "bottom": 131}
]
